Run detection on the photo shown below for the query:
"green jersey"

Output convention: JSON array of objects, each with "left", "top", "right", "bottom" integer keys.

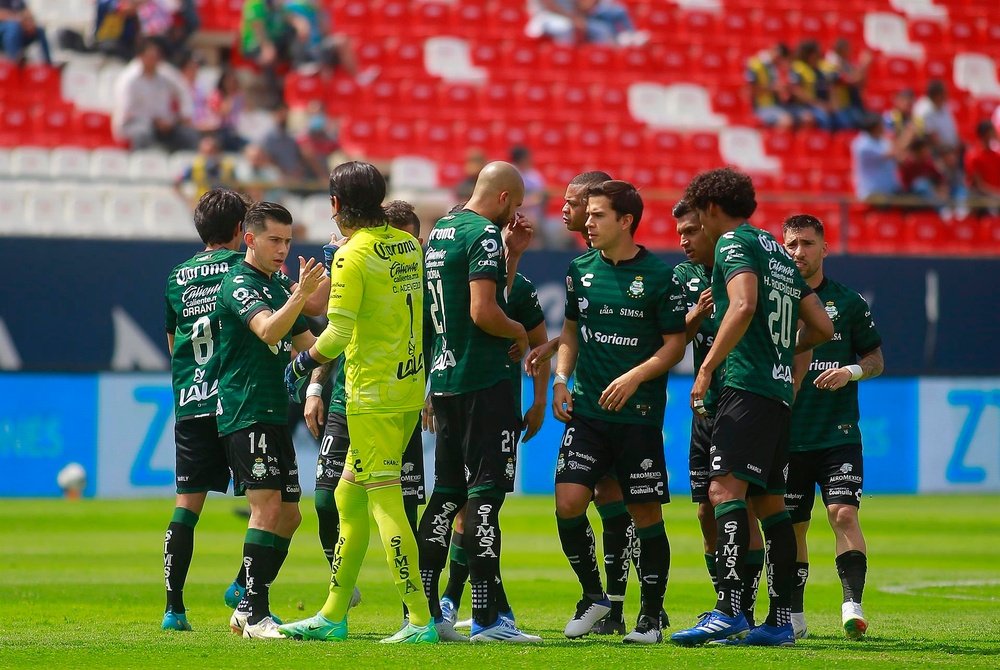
[
  {"left": 240, "top": 0, "right": 287, "bottom": 54},
  {"left": 712, "top": 222, "right": 812, "bottom": 406},
  {"left": 215, "top": 261, "right": 309, "bottom": 435},
  {"left": 165, "top": 248, "right": 243, "bottom": 419},
  {"left": 424, "top": 209, "right": 511, "bottom": 394},
  {"left": 790, "top": 278, "right": 881, "bottom": 451},
  {"left": 506, "top": 272, "right": 546, "bottom": 413},
  {"left": 565, "top": 248, "right": 686, "bottom": 426},
  {"left": 672, "top": 260, "right": 724, "bottom": 414}
]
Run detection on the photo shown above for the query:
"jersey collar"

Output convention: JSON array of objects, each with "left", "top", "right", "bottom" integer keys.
[{"left": 599, "top": 245, "right": 648, "bottom": 267}]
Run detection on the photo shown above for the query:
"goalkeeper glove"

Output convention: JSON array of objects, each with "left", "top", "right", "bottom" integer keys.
[{"left": 285, "top": 349, "right": 322, "bottom": 402}]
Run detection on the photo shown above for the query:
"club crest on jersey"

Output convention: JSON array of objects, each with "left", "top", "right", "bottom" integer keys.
[
  {"left": 556, "top": 453, "right": 566, "bottom": 473},
  {"left": 505, "top": 458, "right": 515, "bottom": 480},
  {"left": 825, "top": 301, "right": 840, "bottom": 321},
  {"left": 628, "top": 276, "right": 645, "bottom": 298},
  {"left": 316, "top": 463, "right": 323, "bottom": 479},
  {"left": 251, "top": 458, "right": 267, "bottom": 479}
]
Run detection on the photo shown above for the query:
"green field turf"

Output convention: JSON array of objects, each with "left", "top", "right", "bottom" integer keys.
[{"left": 1, "top": 495, "right": 998, "bottom": 669}]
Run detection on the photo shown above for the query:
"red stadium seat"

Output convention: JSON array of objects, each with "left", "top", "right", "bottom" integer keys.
[
  {"left": 454, "top": 122, "right": 494, "bottom": 155},
  {"left": 324, "top": 76, "right": 359, "bottom": 116},
  {"left": 437, "top": 83, "right": 477, "bottom": 123},
  {"left": 477, "top": 80, "right": 514, "bottom": 123},
  {"left": 370, "top": 1, "right": 409, "bottom": 39},
  {"left": 331, "top": 0, "right": 369, "bottom": 33},
  {"left": 0, "top": 60, "right": 19, "bottom": 103},
  {"left": 73, "top": 110, "right": 116, "bottom": 148},
  {"left": 21, "top": 64, "right": 60, "bottom": 106},
  {"left": 411, "top": 2, "right": 451, "bottom": 40},
  {"left": 417, "top": 120, "right": 457, "bottom": 162},
  {"left": 283, "top": 73, "right": 324, "bottom": 108},
  {"left": 538, "top": 45, "right": 577, "bottom": 83},
  {"left": 32, "top": 104, "right": 75, "bottom": 147},
  {"left": 384, "top": 40, "right": 424, "bottom": 79},
  {"left": 550, "top": 83, "right": 589, "bottom": 124},
  {"left": 339, "top": 116, "right": 377, "bottom": 154},
  {"left": 450, "top": 2, "right": 487, "bottom": 39},
  {"left": 0, "top": 105, "right": 30, "bottom": 145},
  {"left": 398, "top": 81, "right": 437, "bottom": 121}
]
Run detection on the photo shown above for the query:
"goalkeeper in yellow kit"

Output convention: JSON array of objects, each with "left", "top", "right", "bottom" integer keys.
[{"left": 279, "top": 161, "right": 436, "bottom": 644}]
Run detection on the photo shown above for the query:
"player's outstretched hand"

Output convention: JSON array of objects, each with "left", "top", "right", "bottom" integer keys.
[
  {"left": 296, "top": 257, "right": 325, "bottom": 296},
  {"left": 695, "top": 287, "right": 714, "bottom": 317},
  {"left": 522, "top": 402, "right": 545, "bottom": 442},
  {"left": 814, "top": 367, "right": 852, "bottom": 391},
  {"left": 508, "top": 329, "right": 529, "bottom": 362},
  {"left": 421, "top": 395, "right": 436, "bottom": 433},
  {"left": 599, "top": 370, "right": 640, "bottom": 412},
  {"left": 285, "top": 349, "right": 322, "bottom": 401},
  {"left": 524, "top": 338, "right": 558, "bottom": 376},
  {"left": 304, "top": 395, "right": 325, "bottom": 439},
  {"left": 553, "top": 384, "right": 573, "bottom": 423},
  {"left": 690, "top": 367, "right": 711, "bottom": 417}
]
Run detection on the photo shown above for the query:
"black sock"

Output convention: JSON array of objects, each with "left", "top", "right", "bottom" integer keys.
[
  {"left": 241, "top": 529, "right": 276, "bottom": 625},
  {"left": 557, "top": 513, "right": 604, "bottom": 598},
  {"left": 636, "top": 521, "right": 670, "bottom": 620},
  {"left": 742, "top": 549, "right": 765, "bottom": 623},
  {"left": 466, "top": 493, "right": 504, "bottom": 627},
  {"left": 704, "top": 552, "right": 718, "bottom": 594},
  {"left": 495, "top": 574, "right": 511, "bottom": 614},
  {"left": 792, "top": 561, "right": 809, "bottom": 613},
  {"left": 315, "top": 488, "right": 340, "bottom": 567},
  {"left": 401, "top": 500, "right": 420, "bottom": 620},
  {"left": 164, "top": 507, "right": 198, "bottom": 613},
  {"left": 443, "top": 530, "right": 469, "bottom": 606},
  {"left": 836, "top": 550, "right": 867, "bottom": 603},
  {"left": 417, "top": 488, "right": 466, "bottom": 619},
  {"left": 713, "top": 500, "right": 749, "bottom": 617},
  {"left": 271, "top": 535, "right": 291, "bottom": 587},
  {"left": 762, "top": 512, "right": 796, "bottom": 628},
  {"left": 597, "top": 502, "right": 632, "bottom": 606}
]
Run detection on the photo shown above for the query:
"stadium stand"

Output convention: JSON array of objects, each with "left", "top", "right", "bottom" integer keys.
[{"left": 0, "top": 0, "right": 997, "bottom": 253}]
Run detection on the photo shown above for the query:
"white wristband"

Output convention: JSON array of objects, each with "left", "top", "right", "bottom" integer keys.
[
  {"left": 846, "top": 364, "right": 863, "bottom": 381},
  {"left": 306, "top": 383, "right": 324, "bottom": 398},
  {"left": 553, "top": 373, "right": 569, "bottom": 387}
]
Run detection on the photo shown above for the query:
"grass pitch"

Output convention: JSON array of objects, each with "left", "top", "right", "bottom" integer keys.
[{"left": 1, "top": 495, "right": 998, "bottom": 669}]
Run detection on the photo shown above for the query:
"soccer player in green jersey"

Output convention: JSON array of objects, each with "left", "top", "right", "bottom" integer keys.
[
  {"left": 671, "top": 168, "right": 833, "bottom": 647},
  {"left": 672, "top": 200, "right": 766, "bottom": 626},
  {"left": 782, "top": 214, "right": 884, "bottom": 641},
  {"left": 215, "top": 201, "right": 325, "bottom": 639},
  {"left": 278, "top": 162, "right": 437, "bottom": 645},
  {"left": 553, "top": 180, "right": 687, "bottom": 644},
  {"left": 526, "top": 171, "right": 648, "bottom": 635},
  {"left": 418, "top": 162, "right": 544, "bottom": 643},
  {"left": 301, "top": 200, "right": 427, "bottom": 622},
  {"left": 161, "top": 189, "right": 248, "bottom": 632}
]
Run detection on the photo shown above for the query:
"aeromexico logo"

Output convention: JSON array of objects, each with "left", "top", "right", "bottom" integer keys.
[{"left": 373, "top": 239, "right": 418, "bottom": 260}]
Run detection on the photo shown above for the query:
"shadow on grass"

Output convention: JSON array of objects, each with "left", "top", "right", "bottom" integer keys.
[{"left": 797, "top": 635, "right": 1000, "bottom": 657}]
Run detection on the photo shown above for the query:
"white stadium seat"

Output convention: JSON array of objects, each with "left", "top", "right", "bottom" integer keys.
[
  {"left": 10, "top": 147, "right": 51, "bottom": 178},
  {"left": 128, "top": 150, "right": 172, "bottom": 181},
  {"left": 64, "top": 188, "right": 108, "bottom": 235},
  {"left": 0, "top": 148, "right": 10, "bottom": 176},
  {"left": 719, "top": 126, "right": 782, "bottom": 174},
  {"left": 50, "top": 147, "right": 92, "bottom": 179},
  {"left": 954, "top": 53, "right": 1000, "bottom": 99},
  {"left": 628, "top": 82, "right": 727, "bottom": 130},
  {"left": 864, "top": 12, "right": 924, "bottom": 59},
  {"left": 24, "top": 186, "right": 68, "bottom": 235},
  {"left": 424, "top": 37, "right": 488, "bottom": 83},
  {"left": 390, "top": 155, "right": 439, "bottom": 192},
  {"left": 91, "top": 148, "right": 131, "bottom": 180},
  {"left": 145, "top": 190, "right": 194, "bottom": 239},
  {"left": 0, "top": 190, "right": 25, "bottom": 234},
  {"left": 105, "top": 189, "right": 146, "bottom": 235},
  {"left": 60, "top": 62, "right": 101, "bottom": 109},
  {"left": 888, "top": 0, "right": 947, "bottom": 20}
]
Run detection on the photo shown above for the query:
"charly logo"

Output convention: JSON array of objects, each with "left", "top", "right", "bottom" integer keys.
[
  {"left": 628, "top": 275, "right": 645, "bottom": 298},
  {"left": 825, "top": 301, "right": 840, "bottom": 321}
]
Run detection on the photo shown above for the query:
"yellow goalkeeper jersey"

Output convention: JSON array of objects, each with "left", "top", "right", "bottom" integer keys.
[{"left": 325, "top": 224, "right": 425, "bottom": 414}]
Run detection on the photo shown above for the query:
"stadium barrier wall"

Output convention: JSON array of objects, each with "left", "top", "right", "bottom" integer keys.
[
  {"left": 1, "top": 238, "right": 999, "bottom": 376},
  {"left": 1, "top": 372, "right": 997, "bottom": 498}
]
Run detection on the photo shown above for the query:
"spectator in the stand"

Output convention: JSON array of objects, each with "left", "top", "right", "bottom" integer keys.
[
  {"left": 203, "top": 68, "right": 247, "bottom": 152},
  {"left": 178, "top": 51, "right": 211, "bottom": 129},
  {"left": 296, "top": 101, "right": 340, "bottom": 180},
  {"left": 235, "top": 143, "right": 287, "bottom": 202},
  {"left": 966, "top": 120, "right": 1000, "bottom": 210},
  {"left": 790, "top": 39, "right": 834, "bottom": 130},
  {"left": 283, "top": 0, "right": 376, "bottom": 83},
  {"left": 174, "top": 134, "right": 237, "bottom": 202},
  {"left": 851, "top": 113, "right": 914, "bottom": 201},
  {"left": 262, "top": 103, "right": 313, "bottom": 183},
  {"left": 510, "top": 145, "right": 546, "bottom": 238},
  {"left": 94, "top": 0, "right": 142, "bottom": 61},
  {"left": 914, "top": 80, "right": 966, "bottom": 214},
  {"left": 240, "top": 0, "right": 294, "bottom": 107},
  {"left": 883, "top": 88, "right": 920, "bottom": 136},
  {"left": 454, "top": 147, "right": 486, "bottom": 201},
  {"left": 823, "top": 38, "right": 871, "bottom": 130},
  {"left": 745, "top": 42, "right": 793, "bottom": 129},
  {"left": 0, "top": 0, "right": 52, "bottom": 64},
  {"left": 526, "top": 1, "right": 646, "bottom": 46},
  {"left": 899, "top": 137, "right": 948, "bottom": 206},
  {"left": 136, "top": 0, "right": 196, "bottom": 63},
  {"left": 113, "top": 37, "right": 199, "bottom": 151}
]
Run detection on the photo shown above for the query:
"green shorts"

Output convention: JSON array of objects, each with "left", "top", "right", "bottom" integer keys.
[{"left": 345, "top": 410, "right": 421, "bottom": 483}]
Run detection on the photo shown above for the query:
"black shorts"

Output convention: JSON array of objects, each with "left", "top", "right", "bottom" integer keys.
[
  {"left": 316, "top": 412, "right": 426, "bottom": 504},
  {"left": 710, "top": 387, "right": 790, "bottom": 496},
  {"left": 432, "top": 379, "right": 520, "bottom": 494},
  {"left": 785, "top": 443, "right": 864, "bottom": 523},
  {"left": 555, "top": 414, "right": 669, "bottom": 505},
  {"left": 224, "top": 423, "right": 301, "bottom": 502},
  {"left": 174, "top": 415, "right": 230, "bottom": 494},
  {"left": 689, "top": 414, "right": 714, "bottom": 503}
]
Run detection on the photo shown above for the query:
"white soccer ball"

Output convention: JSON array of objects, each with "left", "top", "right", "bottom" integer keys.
[{"left": 57, "top": 462, "right": 87, "bottom": 492}]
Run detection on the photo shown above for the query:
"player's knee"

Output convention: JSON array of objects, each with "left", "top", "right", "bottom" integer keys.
[
  {"left": 828, "top": 504, "right": 859, "bottom": 531},
  {"left": 593, "top": 477, "right": 622, "bottom": 505},
  {"left": 281, "top": 505, "right": 302, "bottom": 533},
  {"left": 555, "top": 486, "right": 590, "bottom": 519},
  {"left": 626, "top": 502, "right": 662, "bottom": 528},
  {"left": 453, "top": 504, "right": 467, "bottom": 533}
]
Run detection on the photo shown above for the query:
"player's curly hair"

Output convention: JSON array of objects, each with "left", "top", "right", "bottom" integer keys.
[
  {"left": 384, "top": 199, "right": 421, "bottom": 237},
  {"left": 194, "top": 188, "right": 248, "bottom": 244},
  {"left": 329, "top": 161, "right": 387, "bottom": 227},
  {"left": 783, "top": 214, "right": 825, "bottom": 237},
  {"left": 683, "top": 167, "right": 757, "bottom": 220}
]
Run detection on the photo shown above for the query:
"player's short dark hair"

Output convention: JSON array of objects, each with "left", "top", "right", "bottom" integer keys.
[
  {"left": 588, "top": 180, "right": 643, "bottom": 234},
  {"left": 448, "top": 201, "right": 468, "bottom": 214},
  {"left": 783, "top": 214, "right": 825, "bottom": 237},
  {"left": 683, "top": 167, "right": 757, "bottom": 220},
  {"left": 193, "top": 188, "right": 248, "bottom": 244},
  {"left": 672, "top": 199, "right": 694, "bottom": 219},
  {"left": 385, "top": 199, "right": 420, "bottom": 237},
  {"left": 137, "top": 36, "right": 165, "bottom": 56},
  {"left": 244, "top": 201, "right": 293, "bottom": 233},
  {"left": 570, "top": 170, "right": 613, "bottom": 189},
  {"left": 329, "top": 161, "right": 387, "bottom": 227}
]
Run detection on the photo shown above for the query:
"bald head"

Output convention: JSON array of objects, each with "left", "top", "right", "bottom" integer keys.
[{"left": 467, "top": 161, "right": 525, "bottom": 227}]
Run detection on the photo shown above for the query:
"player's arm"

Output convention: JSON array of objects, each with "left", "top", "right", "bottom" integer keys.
[
  {"left": 552, "top": 317, "right": 578, "bottom": 423},
  {"left": 525, "top": 335, "right": 559, "bottom": 376},
  {"left": 166, "top": 332, "right": 175, "bottom": 355},
  {"left": 304, "top": 360, "right": 334, "bottom": 438},
  {"left": 600, "top": 331, "right": 686, "bottom": 412},
  {"left": 470, "top": 278, "right": 528, "bottom": 357},
  {"left": 248, "top": 257, "right": 325, "bottom": 346},
  {"left": 695, "top": 271, "right": 755, "bottom": 375},
  {"left": 522, "top": 322, "right": 550, "bottom": 441},
  {"left": 794, "top": 292, "right": 834, "bottom": 354},
  {"left": 814, "top": 346, "right": 883, "bottom": 391},
  {"left": 300, "top": 276, "right": 330, "bottom": 317},
  {"left": 503, "top": 213, "right": 533, "bottom": 293},
  {"left": 792, "top": 347, "right": 812, "bottom": 401}
]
